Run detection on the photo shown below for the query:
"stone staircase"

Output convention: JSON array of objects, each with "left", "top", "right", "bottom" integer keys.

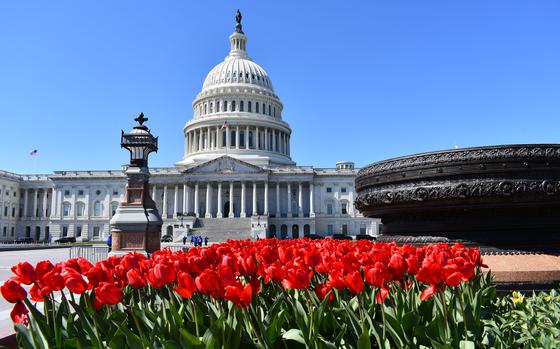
[{"left": 190, "top": 218, "right": 252, "bottom": 242}]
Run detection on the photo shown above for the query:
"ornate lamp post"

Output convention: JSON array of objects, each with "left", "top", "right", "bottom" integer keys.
[{"left": 109, "top": 113, "right": 163, "bottom": 255}]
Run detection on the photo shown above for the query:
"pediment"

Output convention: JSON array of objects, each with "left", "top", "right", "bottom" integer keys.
[{"left": 184, "top": 156, "right": 265, "bottom": 175}]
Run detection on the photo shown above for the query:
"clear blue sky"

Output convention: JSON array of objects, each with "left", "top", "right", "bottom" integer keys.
[{"left": 1, "top": 1, "right": 559, "bottom": 174}]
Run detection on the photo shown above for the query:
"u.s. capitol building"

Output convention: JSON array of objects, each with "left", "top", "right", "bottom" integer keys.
[{"left": 0, "top": 14, "right": 379, "bottom": 242}]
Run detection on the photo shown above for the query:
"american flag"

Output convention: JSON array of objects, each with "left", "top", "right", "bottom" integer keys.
[
  {"left": 29, "top": 149, "right": 38, "bottom": 156},
  {"left": 221, "top": 120, "right": 228, "bottom": 129}
]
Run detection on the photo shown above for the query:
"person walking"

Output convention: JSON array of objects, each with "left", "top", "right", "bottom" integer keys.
[
  {"left": 183, "top": 236, "right": 187, "bottom": 245},
  {"left": 204, "top": 236, "right": 208, "bottom": 246},
  {"left": 107, "top": 234, "right": 112, "bottom": 253}
]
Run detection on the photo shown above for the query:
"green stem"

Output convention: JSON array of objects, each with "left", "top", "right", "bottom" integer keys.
[
  {"left": 455, "top": 285, "right": 469, "bottom": 339},
  {"left": 439, "top": 290, "right": 449, "bottom": 339},
  {"left": 191, "top": 299, "right": 200, "bottom": 337},
  {"left": 380, "top": 295, "right": 387, "bottom": 344}
]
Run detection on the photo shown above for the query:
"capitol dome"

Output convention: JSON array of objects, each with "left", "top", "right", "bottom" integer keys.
[{"left": 177, "top": 11, "right": 294, "bottom": 167}]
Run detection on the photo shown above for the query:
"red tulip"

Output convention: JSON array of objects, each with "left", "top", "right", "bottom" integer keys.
[
  {"left": 126, "top": 269, "right": 147, "bottom": 289},
  {"left": 1, "top": 279, "right": 27, "bottom": 303},
  {"left": 264, "top": 263, "right": 283, "bottom": 284},
  {"left": 315, "top": 283, "right": 334, "bottom": 302},
  {"left": 35, "top": 260, "right": 54, "bottom": 279},
  {"left": 65, "top": 276, "right": 87, "bottom": 294},
  {"left": 282, "top": 267, "right": 313, "bottom": 290},
  {"left": 365, "top": 262, "right": 391, "bottom": 288},
  {"left": 175, "top": 272, "right": 197, "bottom": 299},
  {"left": 94, "top": 282, "right": 123, "bottom": 305},
  {"left": 420, "top": 285, "right": 437, "bottom": 301},
  {"left": 153, "top": 263, "right": 175, "bottom": 285},
  {"left": 388, "top": 253, "right": 407, "bottom": 279},
  {"left": 375, "top": 287, "right": 389, "bottom": 304},
  {"left": 344, "top": 270, "right": 364, "bottom": 294},
  {"left": 224, "top": 283, "right": 252, "bottom": 308},
  {"left": 42, "top": 271, "right": 65, "bottom": 291},
  {"left": 10, "top": 301, "right": 28, "bottom": 324},
  {"left": 195, "top": 270, "right": 221, "bottom": 298},
  {"left": 11, "top": 262, "right": 36, "bottom": 285}
]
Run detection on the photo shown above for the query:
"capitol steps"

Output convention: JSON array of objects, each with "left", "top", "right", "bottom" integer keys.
[{"left": 190, "top": 218, "right": 252, "bottom": 242}]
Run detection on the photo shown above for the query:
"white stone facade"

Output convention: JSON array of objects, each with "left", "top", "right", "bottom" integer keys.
[{"left": 0, "top": 19, "right": 379, "bottom": 242}]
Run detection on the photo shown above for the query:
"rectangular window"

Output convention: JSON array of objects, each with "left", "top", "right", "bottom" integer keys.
[
  {"left": 248, "top": 101, "right": 252, "bottom": 112},
  {"left": 93, "top": 226, "right": 100, "bottom": 238},
  {"left": 64, "top": 190, "right": 70, "bottom": 196},
  {"left": 76, "top": 225, "right": 82, "bottom": 237},
  {"left": 112, "top": 190, "right": 119, "bottom": 196},
  {"left": 360, "top": 223, "right": 366, "bottom": 235},
  {"left": 341, "top": 187, "right": 347, "bottom": 193},
  {"left": 11, "top": 227, "right": 14, "bottom": 237},
  {"left": 326, "top": 187, "right": 332, "bottom": 193},
  {"left": 63, "top": 205, "right": 70, "bottom": 217},
  {"left": 342, "top": 224, "right": 348, "bottom": 234},
  {"left": 327, "top": 224, "right": 333, "bottom": 234},
  {"left": 78, "top": 190, "right": 84, "bottom": 196},
  {"left": 341, "top": 203, "right": 348, "bottom": 215},
  {"left": 327, "top": 204, "right": 333, "bottom": 215},
  {"left": 62, "top": 226, "right": 68, "bottom": 237},
  {"left": 12, "top": 207, "right": 15, "bottom": 217},
  {"left": 76, "top": 204, "right": 84, "bottom": 217},
  {"left": 2, "top": 227, "right": 6, "bottom": 237},
  {"left": 4, "top": 206, "right": 7, "bottom": 217}
]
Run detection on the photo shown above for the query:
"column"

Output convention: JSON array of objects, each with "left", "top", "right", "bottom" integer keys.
[
  {"left": 207, "top": 127, "right": 211, "bottom": 150},
  {"left": 57, "top": 189, "right": 63, "bottom": 218},
  {"left": 85, "top": 188, "right": 91, "bottom": 219},
  {"left": 276, "top": 183, "right": 280, "bottom": 217},
  {"left": 264, "top": 182, "right": 269, "bottom": 216},
  {"left": 152, "top": 185, "right": 157, "bottom": 205},
  {"left": 42, "top": 189, "right": 48, "bottom": 217},
  {"left": 33, "top": 190, "right": 39, "bottom": 218},
  {"left": 215, "top": 126, "right": 220, "bottom": 148},
  {"left": 298, "top": 182, "right": 303, "bottom": 216},
  {"left": 309, "top": 183, "right": 315, "bottom": 217},
  {"left": 23, "top": 189, "right": 28, "bottom": 218},
  {"left": 49, "top": 188, "right": 57, "bottom": 218},
  {"left": 256, "top": 126, "right": 260, "bottom": 150},
  {"left": 235, "top": 125, "right": 240, "bottom": 149},
  {"left": 287, "top": 183, "right": 292, "bottom": 217},
  {"left": 240, "top": 182, "right": 246, "bottom": 217},
  {"left": 70, "top": 190, "right": 76, "bottom": 219},
  {"left": 228, "top": 182, "right": 234, "bottom": 218},
  {"left": 185, "top": 184, "right": 191, "bottom": 214},
  {"left": 252, "top": 182, "right": 258, "bottom": 216},
  {"left": 264, "top": 128, "right": 268, "bottom": 150},
  {"left": 217, "top": 182, "right": 223, "bottom": 218},
  {"left": 226, "top": 125, "right": 230, "bottom": 149},
  {"left": 182, "top": 184, "right": 187, "bottom": 214},
  {"left": 162, "top": 185, "right": 168, "bottom": 218},
  {"left": 272, "top": 129, "right": 277, "bottom": 152},
  {"left": 194, "top": 184, "right": 199, "bottom": 217},
  {"left": 173, "top": 184, "right": 179, "bottom": 218},
  {"left": 205, "top": 183, "right": 212, "bottom": 218},
  {"left": 185, "top": 133, "right": 189, "bottom": 155}
]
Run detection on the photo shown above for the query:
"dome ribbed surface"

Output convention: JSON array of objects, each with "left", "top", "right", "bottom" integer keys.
[{"left": 202, "top": 57, "right": 274, "bottom": 91}]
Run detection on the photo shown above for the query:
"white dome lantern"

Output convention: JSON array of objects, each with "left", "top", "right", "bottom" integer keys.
[{"left": 177, "top": 11, "right": 294, "bottom": 167}]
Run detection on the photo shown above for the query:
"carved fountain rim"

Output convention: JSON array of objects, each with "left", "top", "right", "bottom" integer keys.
[{"left": 357, "top": 144, "right": 560, "bottom": 179}]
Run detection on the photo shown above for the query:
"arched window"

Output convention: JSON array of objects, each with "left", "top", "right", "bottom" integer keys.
[
  {"left": 304, "top": 224, "right": 311, "bottom": 236},
  {"left": 231, "top": 101, "right": 236, "bottom": 111},
  {"left": 222, "top": 130, "right": 227, "bottom": 147},
  {"left": 62, "top": 202, "right": 71, "bottom": 217},
  {"left": 231, "top": 130, "right": 236, "bottom": 146},
  {"left": 216, "top": 101, "right": 220, "bottom": 112},
  {"left": 269, "top": 224, "right": 276, "bottom": 238},
  {"left": 248, "top": 101, "right": 252, "bottom": 112},
  {"left": 209, "top": 102, "right": 213, "bottom": 113},
  {"left": 240, "top": 131, "right": 245, "bottom": 147},
  {"left": 223, "top": 101, "right": 228, "bottom": 112},
  {"left": 240, "top": 101, "right": 244, "bottom": 112},
  {"left": 268, "top": 105, "right": 272, "bottom": 115},
  {"left": 204, "top": 103, "right": 207, "bottom": 114},
  {"left": 256, "top": 102, "right": 259, "bottom": 114},
  {"left": 110, "top": 202, "right": 119, "bottom": 217},
  {"left": 93, "top": 201, "right": 103, "bottom": 217},
  {"left": 76, "top": 202, "right": 85, "bottom": 217},
  {"left": 248, "top": 131, "right": 253, "bottom": 148}
]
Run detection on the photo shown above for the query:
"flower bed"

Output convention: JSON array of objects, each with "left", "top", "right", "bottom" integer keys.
[{"left": 0, "top": 238, "right": 548, "bottom": 348}]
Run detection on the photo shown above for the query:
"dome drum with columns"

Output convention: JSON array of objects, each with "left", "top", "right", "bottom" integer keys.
[{"left": 0, "top": 12, "right": 379, "bottom": 243}]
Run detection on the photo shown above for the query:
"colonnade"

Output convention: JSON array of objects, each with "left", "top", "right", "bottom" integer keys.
[
  {"left": 152, "top": 181, "right": 315, "bottom": 219},
  {"left": 185, "top": 125, "right": 290, "bottom": 156},
  {"left": 19, "top": 188, "right": 53, "bottom": 218}
]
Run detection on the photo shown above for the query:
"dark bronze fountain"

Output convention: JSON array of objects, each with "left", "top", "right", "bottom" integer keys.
[{"left": 355, "top": 144, "right": 560, "bottom": 252}]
